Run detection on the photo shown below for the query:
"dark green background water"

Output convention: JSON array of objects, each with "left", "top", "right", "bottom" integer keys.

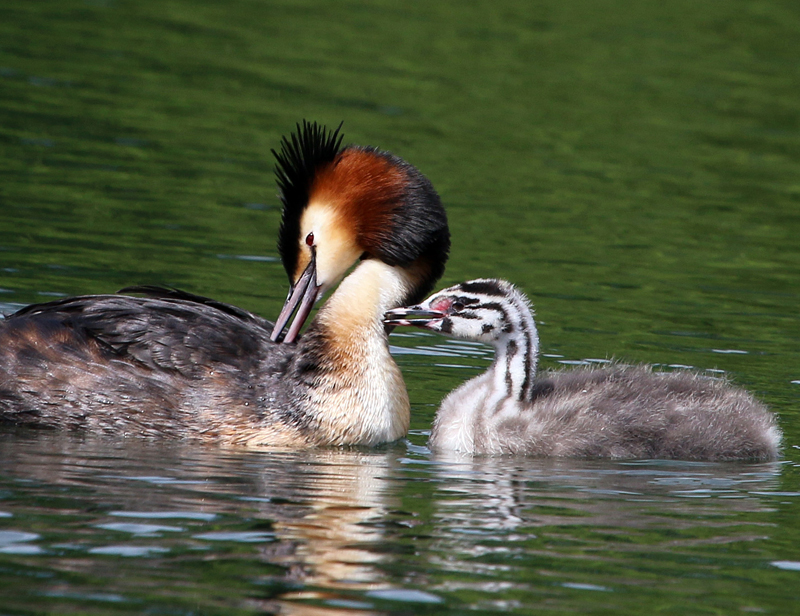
[{"left": 1, "top": 1, "right": 799, "bottom": 613}]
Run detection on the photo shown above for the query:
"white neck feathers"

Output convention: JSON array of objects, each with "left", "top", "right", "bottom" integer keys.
[{"left": 307, "top": 259, "right": 414, "bottom": 445}]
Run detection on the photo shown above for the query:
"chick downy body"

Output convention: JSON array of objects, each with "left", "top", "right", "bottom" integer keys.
[{"left": 386, "top": 279, "right": 780, "bottom": 460}]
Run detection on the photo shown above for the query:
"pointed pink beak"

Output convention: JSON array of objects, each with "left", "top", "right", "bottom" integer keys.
[{"left": 270, "top": 251, "right": 320, "bottom": 344}]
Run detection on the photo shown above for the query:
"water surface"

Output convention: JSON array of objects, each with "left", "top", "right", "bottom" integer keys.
[{"left": 2, "top": 0, "right": 800, "bottom": 613}]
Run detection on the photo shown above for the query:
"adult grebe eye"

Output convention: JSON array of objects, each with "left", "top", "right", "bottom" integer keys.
[{"left": 305, "top": 232, "right": 314, "bottom": 246}]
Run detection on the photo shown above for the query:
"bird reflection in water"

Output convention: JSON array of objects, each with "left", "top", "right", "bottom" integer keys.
[
  {"left": 0, "top": 435, "right": 403, "bottom": 616},
  {"left": 265, "top": 450, "right": 397, "bottom": 614}
]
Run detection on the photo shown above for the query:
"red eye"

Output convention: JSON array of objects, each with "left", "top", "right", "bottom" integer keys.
[{"left": 305, "top": 232, "right": 314, "bottom": 246}]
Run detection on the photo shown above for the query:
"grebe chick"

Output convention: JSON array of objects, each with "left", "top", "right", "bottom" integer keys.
[
  {"left": 386, "top": 279, "right": 780, "bottom": 460},
  {"left": 0, "top": 122, "right": 450, "bottom": 447}
]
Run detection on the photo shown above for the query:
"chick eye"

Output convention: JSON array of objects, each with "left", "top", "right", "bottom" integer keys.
[
  {"left": 452, "top": 301, "right": 465, "bottom": 312},
  {"left": 305, "top": 232, "right": 314, "bottom": 246}
]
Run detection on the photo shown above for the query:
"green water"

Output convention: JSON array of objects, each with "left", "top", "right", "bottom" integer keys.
[{"left": 2, "top": 0, "right": 800, "bottom": 613}]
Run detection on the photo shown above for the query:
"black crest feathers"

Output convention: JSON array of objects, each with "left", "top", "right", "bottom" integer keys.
[{"left": 272, "top": 121, "right": 344, "bottom": 280}]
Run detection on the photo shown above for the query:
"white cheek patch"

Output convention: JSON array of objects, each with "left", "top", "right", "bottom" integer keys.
[{"left": 300, "top": 202, "right": 361, "bottom": 288}]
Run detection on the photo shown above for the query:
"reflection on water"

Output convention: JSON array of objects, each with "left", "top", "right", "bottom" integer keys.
[
  {"left": 268, "top": 451, "right": 395, "bottom": 614},
  {"left": 0, "top": 425, "right": 797, "bottom": 614},
  {"left": 0, "top": 433, "right": 403, "bottom": 614},
  {"left": 418, "top": 454, "right": 787, "bottom": 613},
  {"left": 431, "top": 453, "right": 781, "bottom": 534}
]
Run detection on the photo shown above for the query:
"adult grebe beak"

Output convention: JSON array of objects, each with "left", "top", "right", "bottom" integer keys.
[
  {"left": 384, "top": 306, "right": 445, "bottom": 328},
  {"left": 271, "top": 251, "right": 320, "bottom": 344}
]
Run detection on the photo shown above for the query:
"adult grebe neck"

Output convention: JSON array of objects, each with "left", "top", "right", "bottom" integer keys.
[{"left": 288, "top": 259, "right": 416, "bottom": 446}]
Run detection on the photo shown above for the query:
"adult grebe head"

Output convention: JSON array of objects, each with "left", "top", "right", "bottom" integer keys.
[{"left": 270, "top": 121, "right": 450, "bottom": 343}]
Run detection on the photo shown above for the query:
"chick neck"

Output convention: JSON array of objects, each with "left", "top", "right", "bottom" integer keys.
[{"left": 484, "top": 303, "right": 540, "bottom": 409}]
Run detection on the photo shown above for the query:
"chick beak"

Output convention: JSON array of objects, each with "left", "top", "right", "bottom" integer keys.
[
  {"left": 384, "top": 306, "right": 445, "bottom": 329},
  {"left": 271, "top": 251, "right": 320, "bottom": 344}
]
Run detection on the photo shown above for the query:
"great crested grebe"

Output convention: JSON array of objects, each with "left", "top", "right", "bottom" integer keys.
[
  {"left": 386, "top": 279, "right": 780, "bottom": 460},
  {"left": 0, "top": 122, "right": 450, "bottom": 447}
]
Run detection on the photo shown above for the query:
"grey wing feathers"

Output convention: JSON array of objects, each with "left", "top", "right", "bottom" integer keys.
[{"left": 5, "top": 292, "right": 278, "bottom": 378}]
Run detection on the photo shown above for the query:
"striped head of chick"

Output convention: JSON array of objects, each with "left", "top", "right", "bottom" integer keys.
[
  {"left": 271, "top": 121, "right": 450, "bottom": 343},
  {"left": 385, "top": 279, "right": 539, "bottom": 348}
]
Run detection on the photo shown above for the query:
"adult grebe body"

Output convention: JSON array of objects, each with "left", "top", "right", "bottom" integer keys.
[
  {"left": 386, "top": 279, "right": 780, "bottom": 460},
  {"left": 0, "top": 122, "right": 450, "bottom": 447}
]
